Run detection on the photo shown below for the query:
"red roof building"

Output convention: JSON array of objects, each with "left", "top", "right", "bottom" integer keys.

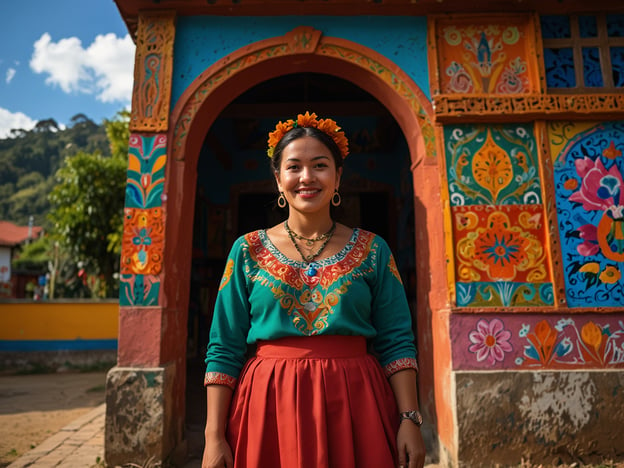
[
  {"left": 0, "top": 220, "right": 44, "bottom": 298},
  {"left": 0, "top": 220, "right": 43, "bottom": 247}
]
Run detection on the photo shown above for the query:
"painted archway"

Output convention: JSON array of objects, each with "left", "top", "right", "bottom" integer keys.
[{"left": 164, "top": 25, "right": 450, "bottom": 449}]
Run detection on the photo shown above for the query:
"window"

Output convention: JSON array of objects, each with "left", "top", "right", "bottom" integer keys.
[{"left": 541, "top": 14, "right": 624, "bottom": 91}]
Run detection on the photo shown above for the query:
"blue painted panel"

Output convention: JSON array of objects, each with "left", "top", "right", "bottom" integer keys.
[
  {"left": 172, "top": 16, "right": 429, "bottom": 107},
  {"left": 552, "top": 121, "right": 624, "bottom": 307}
]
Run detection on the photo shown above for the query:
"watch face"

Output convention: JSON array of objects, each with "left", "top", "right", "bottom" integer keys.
[{"left": 400, "top": 410, "right": 423, "bottom": 426}]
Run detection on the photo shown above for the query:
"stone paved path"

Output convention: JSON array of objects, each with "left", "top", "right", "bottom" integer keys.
[{"left": 7, "top": 404, "right": 105, "bottom": 468}]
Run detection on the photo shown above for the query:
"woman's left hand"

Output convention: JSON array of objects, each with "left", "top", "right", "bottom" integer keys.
[{"left": 396, "top": 420, "right": 426, "bottom": 468}]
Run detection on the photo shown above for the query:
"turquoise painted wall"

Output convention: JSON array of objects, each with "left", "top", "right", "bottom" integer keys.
[{"left": 172, "top": 16, "right": 430, "bottom": 108}]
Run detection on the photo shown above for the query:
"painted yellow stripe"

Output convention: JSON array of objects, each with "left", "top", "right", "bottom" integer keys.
[{"left": 0, "top": 301, "right": 118, "bottom": 340}]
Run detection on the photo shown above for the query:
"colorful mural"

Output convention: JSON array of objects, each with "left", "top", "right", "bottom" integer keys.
[
  {"left": 119, "top": 207, "right": 164, "bottom": 306},
  {"left": 551, "top": 121, "right": 624, "bottom": 307},
  {"left": 445, "top": 124, "right": 542, "bottom": 206},
  {"left": 125, "top": 134, "right": 167, "bottom": 209},
  {"left": 433, "top": 16, "right": 538, "bottom": 95},
  {"left": 120, "top": 134, "right": 168, "bottom": 306},
  {"left": 444, "top": 124, "right": 553, "bottom": 307},
  {"left": 451, "top": 314, "right": 624, "bottom": 370}
]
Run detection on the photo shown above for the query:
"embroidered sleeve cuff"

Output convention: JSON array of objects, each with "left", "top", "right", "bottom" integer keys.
[
  {"left": 204, "top": 372, "right": 237, "bottom": 389},
  {"left": 383, "top": 357, "right": 419, "bottom": 378}
]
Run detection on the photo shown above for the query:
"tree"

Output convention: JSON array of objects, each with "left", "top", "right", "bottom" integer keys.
[
  {"left": 104, "top": 110, "right": 130, "bottom": 159},
  {"left": 48, "top": 151, "right": 127, "bottom": 298}
]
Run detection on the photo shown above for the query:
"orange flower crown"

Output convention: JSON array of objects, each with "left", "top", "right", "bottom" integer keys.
[{"left": 267, "top": 111, "right": 349, "bottom": 159}]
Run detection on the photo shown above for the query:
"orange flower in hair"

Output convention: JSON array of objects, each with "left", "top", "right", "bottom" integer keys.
[{"left": 267, "top": 111, "right": 349, "bottom": 159}]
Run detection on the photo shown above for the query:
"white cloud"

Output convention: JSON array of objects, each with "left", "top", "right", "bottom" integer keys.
[
  {"left": 0, "top": 108, "right": 37, "bottom": 139},
  {"left": 6, "top": 68, "right": 16, "bottom": 84},
  {"left": 30, "top": 32, "right": 135, "bottom": 104}
]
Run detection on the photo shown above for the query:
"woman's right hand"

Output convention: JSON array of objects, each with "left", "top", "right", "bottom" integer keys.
[{"left": 202, "top": 435, "right": 233, "bottom": 468}]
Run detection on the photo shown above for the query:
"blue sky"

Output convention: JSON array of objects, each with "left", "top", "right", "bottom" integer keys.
[{"left": 0, "top": 0, "right": 134, "bottom": 138}]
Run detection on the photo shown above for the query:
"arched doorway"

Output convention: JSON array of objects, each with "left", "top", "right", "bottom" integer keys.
[
  {"left": 165, "top": 26, "right": 445, "bottom": 461},
  {"left": 184, "top": 72, "right": 419, "bottom": 458}
]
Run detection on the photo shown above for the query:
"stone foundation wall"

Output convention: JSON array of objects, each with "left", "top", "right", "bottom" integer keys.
[
  {"left": 455, "top": 371, "right": 624, "bottom": 467},
  {"left": 105, "top": 365, "right": 177, "bottom": 466}
]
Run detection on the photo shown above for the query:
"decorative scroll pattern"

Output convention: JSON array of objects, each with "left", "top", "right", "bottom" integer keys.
[
  {"left": 120, "top": 207, "right": 165, "bottom": 276},
  {"left": 551, "top": 121, "right": 624, "bottom": 307},
  {"left": 126, "top": 134, "right": 167, "bottom": 209},
  {"left": 130, "top": 12, "right": 175, "bottom": 132},
  {"left": 433, "top": 93, "right": 624, "bottom": 121},
  {"left": 433, "top": 16, "right": 537, "bottom": 95},
  {"left": 444, "top": 124, "right": 541, "bottom": 206},
  {"left": 451, "top": 313, "right": 624, "bottom": 370},
  {"left": 172, "top": 27, "right": 435, "bottom": 161}
]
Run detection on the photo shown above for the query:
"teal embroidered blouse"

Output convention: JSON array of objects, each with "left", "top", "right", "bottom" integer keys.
[{"left": 204, "top": 228, "right": 418, "bottom": 388}]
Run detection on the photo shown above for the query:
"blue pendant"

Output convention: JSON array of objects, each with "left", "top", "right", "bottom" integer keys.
[{"left": 306, "top": 264, "right": 318, "bottom": 276}]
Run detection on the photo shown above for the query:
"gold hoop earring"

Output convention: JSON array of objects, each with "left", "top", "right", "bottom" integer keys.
[
  {"left": 331, "top": 190, "right": 341, "bottom": 207},
  {"left": 278, "top": 192, "right": 287, "bottom": 208}
]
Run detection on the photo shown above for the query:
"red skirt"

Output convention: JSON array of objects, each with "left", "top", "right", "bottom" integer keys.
[{"left": 226, "top": 335, "right": 399, "bottom": 468}]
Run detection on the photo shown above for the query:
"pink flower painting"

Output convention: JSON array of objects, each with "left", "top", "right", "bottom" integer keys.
[
  {"left": 468, "top": 318, "right": 513, "bottom": 365},
  {"left": 569, "top": 156, "right": 623, "bottom": 213}
]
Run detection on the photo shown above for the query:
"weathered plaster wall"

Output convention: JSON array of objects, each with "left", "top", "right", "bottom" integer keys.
[
  {"left": 171, "top": 15, "right": 430, "bottom": 108},
  {"left": 455, "top": 371, "right": 624, "bottom": 466}
]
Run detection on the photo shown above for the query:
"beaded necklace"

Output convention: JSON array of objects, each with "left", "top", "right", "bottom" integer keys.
[
  {"left": 286, "top": 221, "right": 336, "bottom": 247},
  {"left": 284, "top": 220, "right": 336, "bottom": 275}
]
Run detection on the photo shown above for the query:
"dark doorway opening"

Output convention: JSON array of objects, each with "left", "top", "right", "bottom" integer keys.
[{"left": 184, "top": 72, "right": 415, "bottom": 461}]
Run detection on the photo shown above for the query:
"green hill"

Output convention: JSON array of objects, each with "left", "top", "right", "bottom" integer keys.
[{"left": 0, "top": 114, "right": 110, "bottom": 227}]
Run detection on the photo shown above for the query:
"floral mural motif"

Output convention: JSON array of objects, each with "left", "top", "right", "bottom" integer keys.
[
  {"left": 468, "top": 318, "right": 513, "bottom": 364},
  {"left": 437, "top": 21, "right": 534, "bottom": 94},
  {"left": 454, "top": 205, "right": 552, "bottom": 306},
  {"left": 456, "top": 206, "right": 548, "bottom": 282},
  {"left": 451, "top": 314, "right": 624, "bottom": 370},
  {"left": 120, "top": 207, "right": 165, "bottom": 276},
  {"left": 121, "top": 134, "right": 167, "bottom": 306},
  {"left": 445, "top": 123, "right": 552, "bottom": 307},
  {"left": 126, "top": 134, "right": 167, "bottom": 209},
  {"left": 518, "top": 318, "right": 624, "bottom": 368},
  {"left": 552, "top": 121, "right": 624, "bottom": 307},
  {"left": 445, "top": 125, "right": 541, "bottom": 206}
]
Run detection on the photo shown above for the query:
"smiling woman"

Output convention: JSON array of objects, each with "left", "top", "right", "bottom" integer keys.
[{"left": 202, "top": 112, "right": 425, "bottom": 468}]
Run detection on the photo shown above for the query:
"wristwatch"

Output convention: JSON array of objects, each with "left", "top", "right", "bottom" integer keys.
[{"left": 399, "top": 410, "right": 423, "bottom": 426}]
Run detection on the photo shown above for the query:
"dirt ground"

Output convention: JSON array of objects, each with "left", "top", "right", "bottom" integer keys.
[{"left": 0, "top": 371, "right": 107, "bottom": 467}]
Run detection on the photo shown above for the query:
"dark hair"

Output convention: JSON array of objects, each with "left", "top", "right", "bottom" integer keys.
[{"left": 270, "top": 126, "right": 344, "bottom": 174}]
